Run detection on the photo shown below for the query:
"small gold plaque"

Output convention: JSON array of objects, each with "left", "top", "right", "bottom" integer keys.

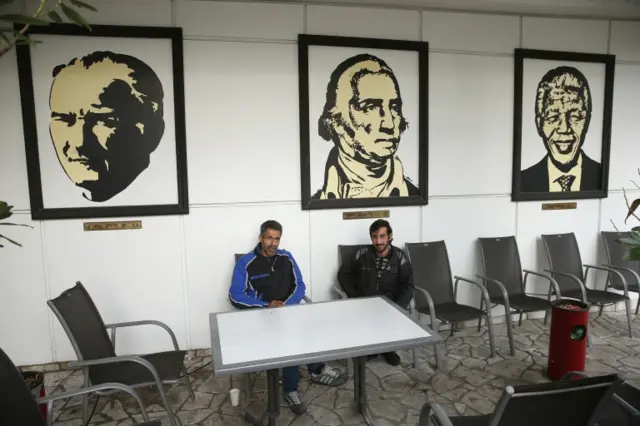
[
  {"left": 541, "top": 202, "right": 577, "bottom": 211},
  {"left": 342, "top": 210, "right": 390, "bottom": 220},
  {"left": 83, "top": 220, "right": 143, "bottom": 231}
]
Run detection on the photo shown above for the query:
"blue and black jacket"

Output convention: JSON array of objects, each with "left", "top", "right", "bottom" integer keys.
[{"left": 228, "top": 243, "right": 306, "bottom": 309}]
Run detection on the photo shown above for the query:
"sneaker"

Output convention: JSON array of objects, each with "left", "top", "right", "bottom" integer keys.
[
  {"left": 310, "top": 364, "right": 348, "bottom": 387},
  {"left": 283, "top": 391, "right": 306, "bottom": 415},
  {"left": 382, "top": 351, "right": 401, "bottom": 366}
]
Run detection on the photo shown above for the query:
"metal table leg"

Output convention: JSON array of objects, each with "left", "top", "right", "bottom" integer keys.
[
  {"left": 352, "top": 356, "right": 376, "bottom": 426},
  {"left": 244, "top": 369, "right": 280, "bottom": 426}
]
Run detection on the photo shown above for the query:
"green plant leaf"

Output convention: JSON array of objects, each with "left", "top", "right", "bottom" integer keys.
[
  {"left": 0, "top": 233, "right": 21, "bottom": 247},
  {"left": 15, "top": 36, "right": 41, "bottom": 45},
  {"left": 47, "top": 10, "right": 63, "bottom": 23},
  {"left": 625, "top": 198, "right": 640, "bottom": 223},
  {"left": 60, "top": 4, "right": 90, "bottom": 29},
  {"left": 0, "top": 222, "right": 33, "bottom": 228},
  {"left": 69, "top": 0, "right": 98, "bottom": 12},
  {"left": 0, "top": 201, "right": 13, "bottom": 220},
  {"left": 626, "top": 246, "right": 640, "bottom": 261},
  {"left": 0, "top": 14, "right": 50, "bottom": 25},
  {"left": 618, "top": 237, "right": 640, "bottom": 246}
]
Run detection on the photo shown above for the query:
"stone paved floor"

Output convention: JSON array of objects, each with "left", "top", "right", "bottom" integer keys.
[{"left": 45, "top": 312, "right": 640, "bottom": 425}]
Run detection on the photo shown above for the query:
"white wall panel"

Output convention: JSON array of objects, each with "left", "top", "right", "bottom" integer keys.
[
  {"left": 176, "top": 1, "right": 304, "bottom": 41},
  {"left": 43, "top": 216, "right": 187, "bottom": 362},
  {"left": 183, "top": 204, "right": 310, "bottom": 349},
  {"left": 306, "top": 5, "right": 421, "bottom": 40},
  {"left": 0, "top": 49, "right": 30, "bottom": 210},
  {"left": 183, "top": 41, "right": 300, "bottom": 204},
  {"left": 610, "top": 21, "right": 640, "bottom": 62},
  {"left": 516, "top": 199, "right": 602, "bottom": 295},
  {"left": 421, "top": 197, "right": 517, "bottom": 310},
  {"left": 26, "top": 0, "right": 173, "bottom": 26},
  {"left": 609, "top": 64, "right": 640, "bottom": 191},
  {"left": 309, "top": 206, "right": 421, "bottom": 303},
  {"left": 0, "top": 214, "right": 51, "bottom": 365},
  {"left": 522, "top": 17, "right": 609, "bottom": 54},
  {"left": 422, "top": 11, "right": 520, "bottom": 54},
  {"left": 429, "top": 53, "right": 514, "bottom": 196}
]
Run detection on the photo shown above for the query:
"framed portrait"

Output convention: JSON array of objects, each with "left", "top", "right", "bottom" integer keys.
[
  {"left": 15, "top": 23, "right": 189, "bottom": 220},
  {"left": 298, "top": 34, "right": 429, "bottom": 211},
  {"left": 511, "top": 48, "right": 615, "bottom": 202}
]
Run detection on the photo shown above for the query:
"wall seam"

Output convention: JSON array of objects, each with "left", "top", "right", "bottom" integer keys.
[{"left": 39, "top": 222, "right": 56, "bottom": 363}]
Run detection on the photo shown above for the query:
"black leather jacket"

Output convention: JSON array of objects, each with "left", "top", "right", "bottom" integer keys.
[{"left": 337, "top": 245, "right": 414, "bottom": 308}]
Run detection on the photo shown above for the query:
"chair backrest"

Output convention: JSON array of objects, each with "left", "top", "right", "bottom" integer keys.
[
  {"left": 338, "top": 244, "right": 370, "bottom": 267},
  {"left": 541, "top": 232, "right": 585, "bottom": 294},
  {"left": 47, "top": 282, "right": 116, "bottom": 361},
  {"left": 477, "top": 236, "right": 525, "bottom": 298},
  {"left": 601, "top": 231, "right": 640, "bottom": 291},
  {"left": 405, "top": 241, "right": 455, "bottom": 306},
  {"left": 0, "top": 346, "right": 47, "bottom": 426},
  {"left": 234, "top": 253, "right": 244, "bottom": 262},
  {"left": 588, "top": 382, "right": 640, "bottom": 426},
  {"left": 492, "top": 373, "right": 621, "bottom": 426}
]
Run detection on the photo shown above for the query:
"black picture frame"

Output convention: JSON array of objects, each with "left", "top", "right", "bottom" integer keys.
[
  {"left": 15, "top": 23, "right": 189, "bottom": 220},
  {"left": 298, "top": 34, "right": 429, "bottom": 211},
  {"left": 511, "top": 48, "right": 615, "bottom": 202}
]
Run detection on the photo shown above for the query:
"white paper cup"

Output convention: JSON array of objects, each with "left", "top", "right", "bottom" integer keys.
[{"left": 229, "top": 388, "right": 240, "bottom": 406}]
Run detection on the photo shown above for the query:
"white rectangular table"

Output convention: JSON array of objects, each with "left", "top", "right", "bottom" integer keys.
[{"left": 209, "top": 296, "right": 442, "bottom": 426}]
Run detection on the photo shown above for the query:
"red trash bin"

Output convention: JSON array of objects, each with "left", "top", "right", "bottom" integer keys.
[
  {"left": 547, "top": 298, "right": 590, "bottom": 380},
  {"left": 22, "top": 371, "right": 47, "bottom": 421}
]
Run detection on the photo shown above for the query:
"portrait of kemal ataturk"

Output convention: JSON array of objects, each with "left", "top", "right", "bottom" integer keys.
[
  {"left": 512, "top": 48, "right": 614, "bottom": 202},
  {"left": 49, "top": 50, "right": 165, "bottom": 203},
  {"left": 312, "top": 53, "right": 418, "bottom": 201}
]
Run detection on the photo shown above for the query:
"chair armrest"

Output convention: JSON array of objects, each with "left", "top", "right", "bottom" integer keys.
[
  {"left": 332, "top": 284, "right": 348, "bottom": 300},
  {"left": 414, "top": 287, "right": 436, "bottom": 315},
  {"left": 454, "top": 275, "right": 491, "bottom": 307},
  {"left": 584, "top": 264, "right": 630, "bottom": 297},
  {"left": 543, "top": 269, "right": 588, "bottom": 302},
  {"left": 37, "top": 382, "right": 152, "bottom": 424},
  {"left": 104, "top": 320, "right": 179, "bottom": 351},
  {"left": 68, "top": 355, "right": 164, "bottom": 389},
  {"left": 419, "top": 402, "right": 455, "bottom": 426},
  {"left": 603, "top": 264, "right": 640, "bottom": 283},
  {"left": 523, "top": 269, "right": 562, "bottom": 300},
  {"left": 476, "top": 273, "right": 510, "bottom": 301}
]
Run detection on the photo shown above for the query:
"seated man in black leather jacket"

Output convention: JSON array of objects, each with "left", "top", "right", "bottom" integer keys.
[{"left": 337, "top": 219, "right": 415, "bottom": 366}]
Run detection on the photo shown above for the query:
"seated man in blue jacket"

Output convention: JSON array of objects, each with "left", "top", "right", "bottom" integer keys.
[
  {"left": 337, "top": 219, "right": 414, "bottom": 366},
  {"left": 228, "top": 220, "right": 347, "bottom": 415}
]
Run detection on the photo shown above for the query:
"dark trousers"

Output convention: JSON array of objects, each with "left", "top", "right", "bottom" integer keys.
[{"left": 282, "top": 363, "right": 324, "bottom": 393}]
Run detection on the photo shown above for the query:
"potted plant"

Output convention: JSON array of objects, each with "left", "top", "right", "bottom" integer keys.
[
  {"left": 616, "top": 169, "right": 640, "bottom": 260},
  {"left": 0, "top": 0, "right": 97, "bottom": 247}
]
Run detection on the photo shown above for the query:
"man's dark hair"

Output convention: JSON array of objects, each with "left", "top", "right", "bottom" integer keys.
[
  {"left": 318, "top": 53, "right": 408, "bottom": 145},
  {"left": 369, "top": 219, "right": 392, "bottom": 235},
  {"left": 260, "top": 220, "right": 282, "bottom": 235}
]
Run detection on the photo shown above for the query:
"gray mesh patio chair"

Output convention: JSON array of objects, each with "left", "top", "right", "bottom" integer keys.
[
  {"left": 335, "top": 244, "right": 418, "bottom": 370},
  {"left": 477, "top": 236, "right": 561, "bottom": 356},
  {"left": 541, "top": 232, "right": 633, "bottom": 338},
  {"left": 405, "top": 241, "right": 497, "bottom": 369},
  {"left": 47, "top": 282, "right": 193, "bottom": 426},
  {"left": 0, "top": 345, "right": 160, "bottom": 426},
  {"left": 601, "top": 231, "right": 640, "bottom": 316},
  {"left": 418, "top": 372, "right": 622, "bottom": 426}
]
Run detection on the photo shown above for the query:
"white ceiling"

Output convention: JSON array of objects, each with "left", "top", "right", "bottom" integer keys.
[{"left": 243, "top": 0, "right": 640, "bottom": 19}]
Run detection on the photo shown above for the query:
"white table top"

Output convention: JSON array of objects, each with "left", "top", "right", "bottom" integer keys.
[{"left": 209, "top": 296, "right": 441, "bottom": 376}]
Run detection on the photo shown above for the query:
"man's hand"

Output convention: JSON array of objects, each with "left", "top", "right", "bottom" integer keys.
[{"left": 268, "top": 300, "right": 284, "bottom": 308}]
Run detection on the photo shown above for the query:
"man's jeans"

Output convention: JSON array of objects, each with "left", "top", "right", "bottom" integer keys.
[{"left": 282, "top": 363, "right": 324, "bottom": 393}]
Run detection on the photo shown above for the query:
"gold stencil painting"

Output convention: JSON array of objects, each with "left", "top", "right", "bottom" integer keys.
[
  {"left": 15, "top": 24, "right": 189, "bottom": 220},
  {"left": 298, "top": 35, "right": 429, "bottom": 211},
  {"left": 512, "top": 48, "right": 615, "bottom": 203}
]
